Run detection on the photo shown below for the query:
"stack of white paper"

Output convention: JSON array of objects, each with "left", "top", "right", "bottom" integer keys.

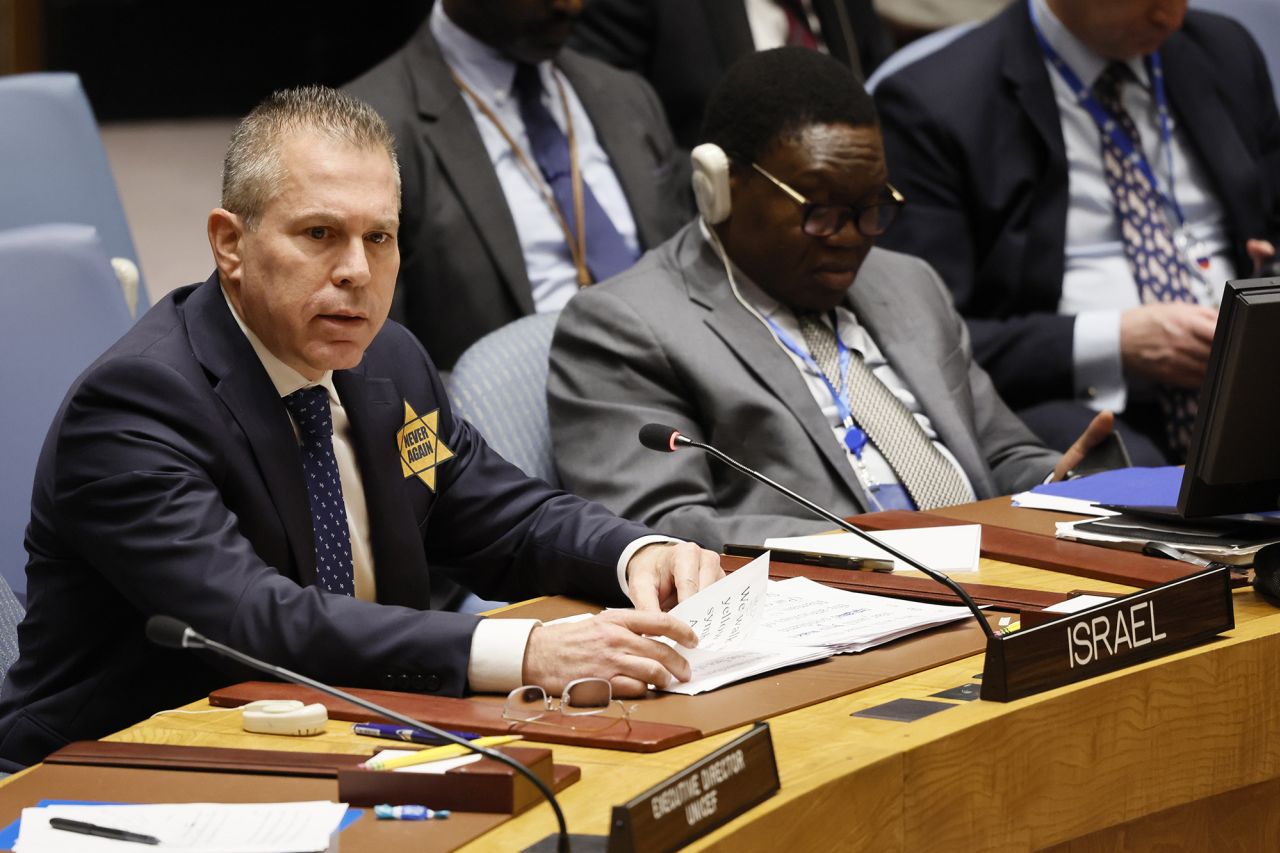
[
  {"left": 653, "top": 554, "right": 973, "bottom": 695},
  {"left": 763, "top": 525, "right": 983, "bottom": 572},
  {"left": 1055, "top": 517, "right": 1271, "bottom": 564},
  {"left": 661, "top": 555, "right": 830, "bottom": 694},
  {"left": 14, "top": 801, "right": 348, "bottom": 853},
  {"left": 754, "top": 576, "right": 973, "bottom": 653}
]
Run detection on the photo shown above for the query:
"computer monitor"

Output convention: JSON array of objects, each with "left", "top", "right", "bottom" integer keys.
[{"left": 1178, "top": 276, "right": 1280, "bottom": 517}]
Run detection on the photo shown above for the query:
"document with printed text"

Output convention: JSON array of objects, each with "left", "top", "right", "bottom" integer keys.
[{"left": 653, "top": 554, "right": 973, "bottom": 694}]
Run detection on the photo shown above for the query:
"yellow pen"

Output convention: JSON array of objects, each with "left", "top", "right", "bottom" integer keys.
[{"left": 362, "top": 734, "right": 523, "bottom": 771}]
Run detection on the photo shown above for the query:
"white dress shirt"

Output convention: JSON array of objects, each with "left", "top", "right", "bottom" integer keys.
[
  {"left": 221, "top": 286, "right": 669, "bottom": 691},
  {"left": 1032, "top": 0, "right": 1234, "bottom": 412},
  {"left": 745, "top": 0, "right": 827, "bottom": 51},
  {"left": 432, "top": 4, "right": 640, "bottom": 312}
]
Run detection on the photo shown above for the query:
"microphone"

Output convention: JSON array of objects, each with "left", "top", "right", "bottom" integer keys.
[
  {"left": 639, "top": 423, "right": 997, "bottom": 639},
  {"left": 146, "top": 615, "right": 573, "bottom": 852}
]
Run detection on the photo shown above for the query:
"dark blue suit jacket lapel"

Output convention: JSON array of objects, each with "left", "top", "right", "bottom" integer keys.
[
  {"left": 1161, "top": 29, "right": 1263, "bottom": 276},
  {"left": 333, "top": 369, "right": 433, "bottom": 609},
  {"left": 1000, "top": 0, "right": 1072, "bottom": 311},
  {"left": 184, "top": 275, "right": 317, "bottom": 586},
  {"left": 185, "top": 275, "right": 434, "bottom": 609}
]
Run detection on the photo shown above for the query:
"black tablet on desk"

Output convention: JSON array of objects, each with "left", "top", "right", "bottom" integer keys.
[{"left": 1113, "top": 277, "right": 1280, "bottom": 521}]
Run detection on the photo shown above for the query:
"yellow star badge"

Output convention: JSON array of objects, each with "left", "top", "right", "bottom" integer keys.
[{"left": 397, "top": 402, "right": 454, "bottom": 491}]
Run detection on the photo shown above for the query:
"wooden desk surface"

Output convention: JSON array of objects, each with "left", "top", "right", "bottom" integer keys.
[{"left": 7, "top": 505, "right": 1280, "bottom": 852}]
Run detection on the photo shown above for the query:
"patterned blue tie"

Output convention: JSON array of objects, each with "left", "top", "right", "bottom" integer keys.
[
  {"left": 1093, "top": 62, "right": 1198, "bottom": 457},
  {"left": 513, "top": 62, "right": 639, "bottom": 283},
  {"left": 282, "top": 386, "right": 355, "bottom": 596}
]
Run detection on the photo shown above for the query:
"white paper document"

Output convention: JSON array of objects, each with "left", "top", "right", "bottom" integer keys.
[
  {"left": 371, "top": 751, "right": 483, "bottom": 774},
  {"left": 655, "top": 554, "right": 973, "bottom": 695},
  {"left": 13, "top": 801, "right": 348, "bottom": 853},
  {"left": 764, "top": 525, "right": 983, "bottom": 573},
  {"left": 1054, "top": 518, "right": 1268, "bottom": 564},
  {"left": 668, "top": 551, "right": 772, "bottom": 650},
  {"left": 1010, "top": 491, "right": 1119, "bottom": 517},
  {"left": 754, "top": 576, "right": 973, "bottom": 653}
]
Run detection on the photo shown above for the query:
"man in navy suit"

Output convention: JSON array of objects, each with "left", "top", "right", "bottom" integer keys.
[
  {"left": 0, "top": 86, "right": 721, "bottom": 769},
  {"left": 875, "top": 0, "right": 1280, "bottom": 464}
]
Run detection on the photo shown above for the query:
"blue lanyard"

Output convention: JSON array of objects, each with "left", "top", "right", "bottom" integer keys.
[
  {"left": 762, "top": 309, "right": 869, "bottom": 458},
  {"left": 1027, "top": 0, "right": 1186, "bottom": 228}
]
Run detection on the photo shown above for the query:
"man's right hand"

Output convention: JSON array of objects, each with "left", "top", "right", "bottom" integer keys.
[
  {"left": 521, "top": 610, "right": 698, "bottom": 698},
  {"left": 1119, "top": 302, "right": 1217, "bottom": 388}
]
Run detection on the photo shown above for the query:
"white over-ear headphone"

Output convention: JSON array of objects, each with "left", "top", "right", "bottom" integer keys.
[{"left": 690, "top": 143, "right": 732, "bottom": 225}]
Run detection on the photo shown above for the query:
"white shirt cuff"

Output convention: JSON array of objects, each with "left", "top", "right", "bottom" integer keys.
[
  {"left": 1072, "top": 310, "right": 1127, "bottom": 412},
  {"left": 466, "top": 618, "right": 540, "bottom": 693},
  {"left": 616, "top": 535, "right": 681, "bottom": 604}
]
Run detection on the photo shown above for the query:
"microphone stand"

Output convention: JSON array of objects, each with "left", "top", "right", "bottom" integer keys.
[{"left": 147, "top": 617, "right": 573, "bottom": 852}]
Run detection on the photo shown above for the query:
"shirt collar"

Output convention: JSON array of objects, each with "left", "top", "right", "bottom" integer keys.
[
  {"left": 1032, "top": 0, "right": 1147, "bottom": 89},
  {"left": 432, "top": 2, "right": 527, "bottom": 102},
  {"left": 220, "top": 283, "right": 339, "bottom": 404}
]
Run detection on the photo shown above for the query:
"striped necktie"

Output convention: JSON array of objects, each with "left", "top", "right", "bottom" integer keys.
[{"left": 798, "top": 314, "right": 971, "bottom": 510}]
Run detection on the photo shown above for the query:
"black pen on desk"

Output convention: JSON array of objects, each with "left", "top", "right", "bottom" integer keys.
[
  {"left": 49, "top": 817, "right": 160, "bottom": 845},
  {"left": 352, "top": 721, "right": 481, "bottom": 746}
]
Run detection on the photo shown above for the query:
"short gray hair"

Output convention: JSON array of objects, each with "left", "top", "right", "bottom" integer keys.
[{"left": 221, "top": 85, "right": 401, "bottom": 229}]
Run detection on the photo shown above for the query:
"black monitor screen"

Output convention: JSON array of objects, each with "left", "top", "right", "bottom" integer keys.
[{"left": 1179, "top": 277, "right": 1280, "bottom": 517}]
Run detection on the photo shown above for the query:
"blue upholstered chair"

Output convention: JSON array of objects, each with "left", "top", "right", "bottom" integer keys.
[
  {"left": 0, "top": 72, "right": 149, "bottom": 316},
  {"left": 438, "top": 312, "right": 560, "bottom": 613},
  {"left": 445, "top": 311, "right": 562, "bottom": 487},
  {"left": 0, "top": 224, "right": 136, "bottom": 604},
  {"left": 0, "top": 576, "right": 24, "bottom": 688}
]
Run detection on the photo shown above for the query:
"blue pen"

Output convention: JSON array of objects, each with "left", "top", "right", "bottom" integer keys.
[{"left": 352, "top": 722, "right": 480, "bottom": 746}]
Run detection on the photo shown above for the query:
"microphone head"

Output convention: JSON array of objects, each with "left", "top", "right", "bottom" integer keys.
[
  {"left": 639, "top": 423, "right": 683, "bottom": 452},
  {"left": 145, "top": 615, "right": 198, "bottom": 649}
]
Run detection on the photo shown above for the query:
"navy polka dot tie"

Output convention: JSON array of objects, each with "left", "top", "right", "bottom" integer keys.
[
  {"left": 1094, "top": 62, "right": 1198, "bottom": 458},
  {"left": 282, "top": 386, "right": 355, "bottom": 596}
]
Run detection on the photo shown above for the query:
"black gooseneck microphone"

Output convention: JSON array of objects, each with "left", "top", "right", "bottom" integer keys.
[
  {"left": 637, "top": 423, "right": 997, "bottom": 639},
  {"left": 145, "top": 616, "right": 573, "bottom": 852}
]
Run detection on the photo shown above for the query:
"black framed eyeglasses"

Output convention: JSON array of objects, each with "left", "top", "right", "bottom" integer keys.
[{"left": 750, "top": 162, "right": 905, "bottom": 238}]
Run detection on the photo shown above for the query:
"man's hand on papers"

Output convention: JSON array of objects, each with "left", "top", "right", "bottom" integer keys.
[
  {"left": 1051, "top": 410, "right": 1115, "bottom": 482},
  {"left": 626, "top": 540, "right": 724, "bottom": 611},
  {"left": 522, "top": 610, "right": 698, "bottom": 696}
]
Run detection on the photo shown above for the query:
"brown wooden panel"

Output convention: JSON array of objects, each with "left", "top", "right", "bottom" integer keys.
[{"left": 208, "top": 682, "right": 700, "bottom": 753}]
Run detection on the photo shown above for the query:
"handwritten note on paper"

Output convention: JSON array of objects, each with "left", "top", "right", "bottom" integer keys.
[{"left": 667, "top": 552, "right": 770, "bottom": 649}]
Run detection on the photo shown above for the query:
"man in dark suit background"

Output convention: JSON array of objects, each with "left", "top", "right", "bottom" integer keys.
[
  {"left": 347, "top": 0, "right": 690, "bottom": 369},
  {"left": 875, "top": 0, "right": 1280, "bottom": 464},
  {"left": 0, "top": 86, "right": 721, "bottom": 769},
  {"left": 571, "top": 0, "right": 894, "bottom": 151}
]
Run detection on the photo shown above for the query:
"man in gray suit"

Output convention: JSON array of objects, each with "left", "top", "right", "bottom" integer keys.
[
  {"left": 347, "top": 0, "right": 690, "bottom": 369},
  {"left": 548, "top": 48, "right": 1110, "bottom": 550}
]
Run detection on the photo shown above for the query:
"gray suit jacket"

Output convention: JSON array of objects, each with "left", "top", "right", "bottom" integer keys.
[
  {"left": 347, "top": 21, "right": 691, "bottom": 369},
  {"left": 548, "top": 222, "right": 1060, "bottom": 550}
]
